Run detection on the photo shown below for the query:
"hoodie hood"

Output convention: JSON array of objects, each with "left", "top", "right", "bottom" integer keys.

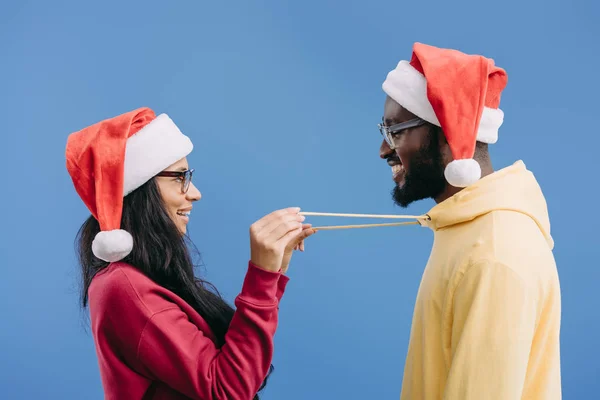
[{"left": 422, "top": 161, "right": 554, "bottom": 249}]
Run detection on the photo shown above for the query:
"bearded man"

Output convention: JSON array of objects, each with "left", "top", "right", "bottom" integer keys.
[{"left": 378, "top": 42, "right": 562, "bottom": 400}]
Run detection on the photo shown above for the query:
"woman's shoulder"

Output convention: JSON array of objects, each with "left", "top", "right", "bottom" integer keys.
[
  {"left": 89, "top": 262, "right": 176, "bottom": 317},
  {"left": 92, "top": 261, "right": 150, "bottom": 287}
]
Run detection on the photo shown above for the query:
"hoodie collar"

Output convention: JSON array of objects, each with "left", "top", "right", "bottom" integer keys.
[{"left": 419, "top": 161, "right": 554, "bottom": 249}]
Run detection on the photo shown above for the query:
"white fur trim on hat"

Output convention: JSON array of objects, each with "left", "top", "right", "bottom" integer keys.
[
  {"left": 382, "top": 60, "right": 503, "bottom": 144},
  {"left": 444, "top": 159, "right": 481, "bottom": 188},
  {"left": 92, "top": 229, "right": 134, "bottom": 262},
  {"left": 123, "top": 113, "right": 194, "bottom": 196}
]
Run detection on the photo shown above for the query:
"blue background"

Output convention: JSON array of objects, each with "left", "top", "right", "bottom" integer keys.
[{"left": 1, "top": 0, "right": 598, "bottom": 398}]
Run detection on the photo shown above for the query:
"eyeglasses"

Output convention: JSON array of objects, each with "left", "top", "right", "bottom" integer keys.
[
  {"left": 156, "top": 168, "right": 195, "bottom": 193},
  {"left": 378, "top": 118, "right": 427, "bottom": 150}
]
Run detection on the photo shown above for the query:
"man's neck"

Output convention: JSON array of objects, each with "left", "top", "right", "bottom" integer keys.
[{"left": 434, "top": 158, "right": 494, "bottom": 204}]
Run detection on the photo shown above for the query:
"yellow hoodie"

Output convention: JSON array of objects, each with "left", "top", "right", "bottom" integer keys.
[{"left": 400, "top": 161, "right": 561, "bottom": 400}]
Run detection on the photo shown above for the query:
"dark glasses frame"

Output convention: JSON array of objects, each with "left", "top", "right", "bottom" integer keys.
[
  {"left": 156, "top": 168, "right": 195, "bottom": 193},
  {"left": 378, "top": 118, "right": 427, "bottom": 150}
]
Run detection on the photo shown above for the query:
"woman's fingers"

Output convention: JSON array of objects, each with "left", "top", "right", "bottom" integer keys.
[
  {"left": 264, "top": 214, "right": 305, "bottom": 242},
  {"left": 251, "top": 207, "right": 301, "bottom": 233}
]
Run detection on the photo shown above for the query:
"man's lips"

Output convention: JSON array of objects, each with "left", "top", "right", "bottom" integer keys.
[
  {"left": 392, "top": 164, "right": 405, "bottom": 182},
  {"left": 388, "top": 158, "right": 405, "bottom": 183}
]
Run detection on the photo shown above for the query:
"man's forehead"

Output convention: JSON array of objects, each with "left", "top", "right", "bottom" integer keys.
[{"left": 383, "top": 97, "right": 414, "bottom": 124}]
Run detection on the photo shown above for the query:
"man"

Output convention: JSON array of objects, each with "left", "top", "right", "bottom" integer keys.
[{"left": 379, "top": 42, "right": 561, "bottom": 399}]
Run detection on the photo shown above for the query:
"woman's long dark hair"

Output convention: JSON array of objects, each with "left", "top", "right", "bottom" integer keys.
[{"left": 76, "top": 178, "right": 273, "bottom": 399}]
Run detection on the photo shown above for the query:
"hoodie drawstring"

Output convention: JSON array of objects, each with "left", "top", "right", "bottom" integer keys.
[{"left": 299, "top": 212, "right": 431, "bottom": 231}]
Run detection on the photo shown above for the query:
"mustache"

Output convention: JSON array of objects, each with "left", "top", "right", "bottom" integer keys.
[{"left": 385, "top": 153, "right": 401, "bottom": 165}]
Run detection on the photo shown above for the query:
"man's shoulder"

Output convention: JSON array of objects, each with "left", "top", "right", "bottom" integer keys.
[
  {"left": 468, "top": 243, "right": 558, "bottom": 293},
  {"left": 483, "top": 209, "right": 553, "bottom": 256}
]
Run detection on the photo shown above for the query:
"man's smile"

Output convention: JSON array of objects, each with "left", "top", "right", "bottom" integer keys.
[{"left": 388, "top": 156, "right": 405, "bottom": 184}]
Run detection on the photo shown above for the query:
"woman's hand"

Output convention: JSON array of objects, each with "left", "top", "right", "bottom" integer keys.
[
  {"left": 250, "top": 208, "right": 312, "bottom": 273},
  {"left": 280, "top": 224, "right": 316, "bottom": 274}
]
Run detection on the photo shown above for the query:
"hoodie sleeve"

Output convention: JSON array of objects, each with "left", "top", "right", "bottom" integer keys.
[
  {"left": 443, "top": 259, "right": 538, "bottom": 399},
  {"left": 276, "top": 274, "right": 290, "bottom": 303},
  {"left": 134, "top": 262, "right": 285, "bottom": 400}
]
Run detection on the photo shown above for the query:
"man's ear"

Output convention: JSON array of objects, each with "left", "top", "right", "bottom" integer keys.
[{"left": 435, "top": 127, "right": 454, "bottom": 167}]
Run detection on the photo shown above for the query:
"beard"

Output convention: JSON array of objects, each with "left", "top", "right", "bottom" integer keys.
[{"left": 392, "top": 128, "right": 447, "bottom": 208}]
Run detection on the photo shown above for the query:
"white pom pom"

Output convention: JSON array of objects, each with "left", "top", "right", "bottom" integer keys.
[
  {"left": 92, "top": 229, "right": 133, "bottom": 262},
  {"left": 444, "top": 159, "right": 481, "bottom": 188}
]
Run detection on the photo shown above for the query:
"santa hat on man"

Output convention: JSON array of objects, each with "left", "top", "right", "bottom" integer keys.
[
  {"left": 66, "top": 107, "right": 193, "bottom": 262},
  {"left": 382, "top": 42, "right": 508, "bottom": 187}
]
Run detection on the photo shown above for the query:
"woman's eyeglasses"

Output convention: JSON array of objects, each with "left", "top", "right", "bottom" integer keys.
[{"left": 156, "top": 169, "right": 195, "bottom": 193}]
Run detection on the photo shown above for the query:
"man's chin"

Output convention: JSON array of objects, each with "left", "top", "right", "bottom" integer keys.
[{"left": 392, "top": 185, "right": 416, "bottom": 208}]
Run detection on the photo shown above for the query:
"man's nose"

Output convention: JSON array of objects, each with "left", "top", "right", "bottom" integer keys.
[{"left": 380, "top": 138, "right": 393, "bottom": 159}]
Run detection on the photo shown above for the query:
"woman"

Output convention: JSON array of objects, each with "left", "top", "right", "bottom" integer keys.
[{"left": 66, "top": 107, "right": 315, "bottom": 399}]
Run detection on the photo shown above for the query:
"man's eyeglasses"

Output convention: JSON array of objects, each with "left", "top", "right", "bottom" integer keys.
[
  {"left": 378, "top": 118, "right": 427, "bottom": 150},
  {"left": 156, "top": 169, "right": 195, "bottom": 193}
]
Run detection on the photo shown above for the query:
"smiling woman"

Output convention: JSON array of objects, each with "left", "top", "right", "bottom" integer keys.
[
  {"left": 66, "top": 107, "right": 316, "bottom": 400},
  {"left": 155, "top": 160, "right": 198, "bottom": 235}
]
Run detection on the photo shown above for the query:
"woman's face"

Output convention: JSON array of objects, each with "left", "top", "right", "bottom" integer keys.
[{"left": 155, "top": 157, "right": 201, "bottom": 235}]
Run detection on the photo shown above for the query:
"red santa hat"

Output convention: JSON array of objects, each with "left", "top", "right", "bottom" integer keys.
[
  {"left": 66, "top": 107, "right": 193, "bottom": 262},
  {"left": 382, "top": 42, "right": 508, "bottom": 187}
]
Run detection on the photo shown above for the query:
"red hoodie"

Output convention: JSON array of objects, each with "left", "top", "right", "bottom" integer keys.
[{"left": 88, "top": 261, "right": 289, "bottom": 400}]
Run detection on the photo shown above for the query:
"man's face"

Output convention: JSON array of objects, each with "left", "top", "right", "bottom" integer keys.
[{"left": 379, "top": 96, "right": 447, "bottom": 208}]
